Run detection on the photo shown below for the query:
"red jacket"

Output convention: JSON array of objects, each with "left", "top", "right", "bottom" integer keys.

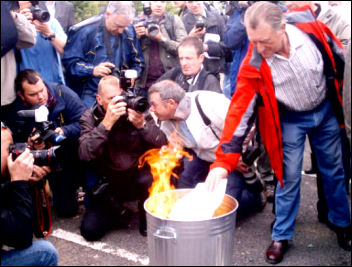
[{"left": 210, "top": 6, "right": 345, "bottom": 188}]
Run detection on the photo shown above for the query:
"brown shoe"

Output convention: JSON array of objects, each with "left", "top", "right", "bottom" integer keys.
[{"left": 266, "top": 240, "right": 289, "bottom": 264}]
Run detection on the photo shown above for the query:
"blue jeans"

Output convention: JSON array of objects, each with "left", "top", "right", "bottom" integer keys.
[
  {"left": 1, "top": 240, "right": 58, "bottom": 266},
  {"left": 272, "top": 100, "right": 351, "bottom": 241},
  {"left": 177, "top": 150, "right": 211, "bottom": 189},
  {"left": 226, "top": 170, "right": 262, "bottom": 218}
]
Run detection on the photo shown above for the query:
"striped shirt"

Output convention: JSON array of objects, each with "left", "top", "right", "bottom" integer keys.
[{"left": 267, "top": 24, "right": 326, "bottom": 111}]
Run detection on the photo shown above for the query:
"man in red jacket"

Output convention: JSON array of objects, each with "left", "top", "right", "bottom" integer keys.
[{"left": 205, "top": 2, "right": 351, "bottom": 264}]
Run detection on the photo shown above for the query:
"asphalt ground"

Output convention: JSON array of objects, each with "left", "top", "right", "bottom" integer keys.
[{"left": 43, "top": 140, "right": 351, "bottom": 266}]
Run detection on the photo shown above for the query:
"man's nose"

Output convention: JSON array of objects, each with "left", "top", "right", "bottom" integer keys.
[{"left": 256, "top": 43, "right": 265, "bottom": 55}]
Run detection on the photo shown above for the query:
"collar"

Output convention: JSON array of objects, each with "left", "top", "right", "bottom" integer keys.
[
  {"left": 186, "top": 65, "right": 203, "bottom": 85},
  {"left": 173, "top": 95, "right": 191, "bottom": 121},
  {"left": 267, "top": 24, "right": 305, "bottom": 65}
]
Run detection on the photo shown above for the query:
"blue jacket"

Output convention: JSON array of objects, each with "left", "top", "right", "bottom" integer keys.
[
  {"left": 62, "top": 15, "right": 145, "bottom": 96},
  {"left": 223, "top": 8, "right": 249, "bottom": 97},
  {"left": 6, "top": 82, "right": 85, "bottom": 143}
]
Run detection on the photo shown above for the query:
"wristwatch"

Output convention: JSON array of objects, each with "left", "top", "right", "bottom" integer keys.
[{"left": 45, "top": 33, "right": 56, "bottom": 41}]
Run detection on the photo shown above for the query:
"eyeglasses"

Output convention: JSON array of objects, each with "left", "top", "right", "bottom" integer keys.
[{"left": 1, "top": 121, "right": 7, "bottom": 129}]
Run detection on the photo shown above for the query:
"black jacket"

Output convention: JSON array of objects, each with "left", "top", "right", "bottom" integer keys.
[
  {"left": 158, "top": 66, "right": 222, "bottom": 93},
  {"left": 1, "top": 180, "right": 34, "bottom": 249},
  {"left": 78, "top": 103, "right": 168, "bottom": 177}
]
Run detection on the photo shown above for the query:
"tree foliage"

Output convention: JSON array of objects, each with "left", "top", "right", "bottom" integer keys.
[{"left": 71, "top": 1, "right": 179, "bottom": 23}]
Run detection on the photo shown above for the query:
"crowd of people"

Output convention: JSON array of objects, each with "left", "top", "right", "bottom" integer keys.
[{"left": 1, "top": 1, "right": 351, "bottom": 266}]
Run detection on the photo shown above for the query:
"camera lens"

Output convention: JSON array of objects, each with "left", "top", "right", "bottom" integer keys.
[
  {"left": 147, "top": 24, "right": 159, "bottom": 37},
  {"left": 129, "top": 97, "right": 149, "bottom": 113}
]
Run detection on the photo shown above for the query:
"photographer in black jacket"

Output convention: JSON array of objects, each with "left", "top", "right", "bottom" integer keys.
[{"left": 1, "top": 122, "right": 58, "bottom": 266}]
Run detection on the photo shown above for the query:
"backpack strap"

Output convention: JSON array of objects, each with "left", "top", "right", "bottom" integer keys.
[{"left": 195, "top": 94, "right": 220, "bottom": 140}]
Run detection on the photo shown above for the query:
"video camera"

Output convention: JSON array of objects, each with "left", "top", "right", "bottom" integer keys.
[
  {"left": 10, "top": 143, "right": 62, "bottom": 168},
  {"left": 109, "top": 67, "right": 149, "bottom": 113},
  {"left": 30, "top": 1, "right": 50, "bottom": 23},
  {"left": 17, "top": 105, "right": 66, "bottom": 147},
  {"left": 133, "top": 1, "right": 160, "bottom": 38}
]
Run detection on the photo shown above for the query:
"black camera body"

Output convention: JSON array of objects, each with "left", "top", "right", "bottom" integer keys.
[
  {"left": 242, "top": 145, "right": 261, "bottom": 166},
  {"left": 31, "top": 121, "right": 66, "bottom": 146},
  {"left": 10, "top": 143, "right": 61, "bottom": 168},
  {"left": 241, "top": 145, "right": 264, "bottom": 194},
  {"left": 195, "top": 22, "right": 205, "bottom": 30},
  {"left": 109, "top": 67, "right": 149, "bottom": 113},
  {"left": 30, "top": 1, "right": 50, "bottom": 22},
  {"left": 133, "top": 2, "right": 160, "bottom": 38}
]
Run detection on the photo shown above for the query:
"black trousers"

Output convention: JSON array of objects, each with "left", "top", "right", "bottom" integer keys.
[{"left": 80, "top": 167, "right": 152, "bottom": 241}]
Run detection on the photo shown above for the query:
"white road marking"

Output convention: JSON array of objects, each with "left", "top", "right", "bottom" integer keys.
[{"left": 51, "top": 228, "right": 149, "bottom": 265}]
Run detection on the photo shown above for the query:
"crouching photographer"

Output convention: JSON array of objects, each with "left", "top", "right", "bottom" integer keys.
[
  {"left": 78, "top": 75, "right": 167, "bottom": 241},
  {"left": 1, "top": 122, "right": 58, "bottom": 266},
  {"left": 3, "top": 69, "right": 85, "bottom": 218}
]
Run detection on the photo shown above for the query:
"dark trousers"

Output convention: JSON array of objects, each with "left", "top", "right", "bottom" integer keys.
[{"left": 80, "top": 167, "right": 153, "bottom": 241}]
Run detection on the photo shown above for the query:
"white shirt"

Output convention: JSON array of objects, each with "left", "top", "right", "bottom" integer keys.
[{"left": 267, "top": 24, "right": 326, "bottom": 111}]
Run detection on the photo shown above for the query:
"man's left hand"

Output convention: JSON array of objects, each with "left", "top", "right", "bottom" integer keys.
[
  {"left": 127, "top": 108, "right": 145, "bottom": 129},
  {"left": 30, "top": 165, "right": 52, "bottom": 182},
  {"left": 55, "top": 127, "right": 65, "bottom": 135}
]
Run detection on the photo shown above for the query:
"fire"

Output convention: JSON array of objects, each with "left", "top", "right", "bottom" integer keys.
[{"left": 139, "top": 134, "right": 192, "bottom": 218}]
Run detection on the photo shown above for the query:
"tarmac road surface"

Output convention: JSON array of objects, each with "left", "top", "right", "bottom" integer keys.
[{"left": 44, "top": 140, "right": 351, "bottom": 266}]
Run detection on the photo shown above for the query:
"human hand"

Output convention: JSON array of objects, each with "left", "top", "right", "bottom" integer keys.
[
  {"left": 55, "top": 127, "right": 65, "bottom": 135},
  {"left": 102, "top": 95, "right": 127, "bottom": 130},
  {"left": 7, "top": 148, "right": 34, "bottom": 182},
  {"left": 27, "top": 131, "right": 45, "bottom": 150},
  {"left": 205, "top": 167, "right": 228, "bottom": 192},
  {"left": 30, "top": 165, "right": 51, "bottom": 182},
  {"left": 236, "top": 160, "right": 250, "bottom": 174},
  {"left": 93, "top": 62, "right": 116, "bottom": 77},
  {"left": 188, "top": 25, "right": 206, "bottom": 38},
  {"left": 127, "top": 108, "right": 145, "bottom": 129},
  {"left": 134, "top": 23, "right": 147, "bottom": 39},
  {"left": 32, "top": 20, "right": 51, "bottom": 36},
  {"left": 19, "top": 8, "right": 33, "bottom": 21}
]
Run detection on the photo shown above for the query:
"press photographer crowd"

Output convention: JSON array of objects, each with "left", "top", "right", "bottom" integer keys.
[{"left": 1, "top": 1, "right": 351, "bottom": 266}]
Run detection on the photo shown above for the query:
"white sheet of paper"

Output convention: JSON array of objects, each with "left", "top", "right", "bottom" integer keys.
[{"left": 169, "top": 179, "right": 227, "bottom": 221}]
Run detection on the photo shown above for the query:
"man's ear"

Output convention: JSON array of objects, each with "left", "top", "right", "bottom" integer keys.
[
  {"left": 96, "top": 94, "right": 102, "bottom": 106},
  {"left": 199, "top": 53, "right": 205, "bottom": 63},
  {"left": 17, "top": 91, "right": 25, "bottom": 102}
]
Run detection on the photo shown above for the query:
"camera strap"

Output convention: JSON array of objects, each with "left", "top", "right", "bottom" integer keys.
[
  {"left": 103, "top": 27, "right": 120, "bottom": 63},
  {"left": 195, "top": 94, "right": 220, "bottom": 140}
]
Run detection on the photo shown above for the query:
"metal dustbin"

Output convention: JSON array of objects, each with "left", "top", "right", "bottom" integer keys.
[{"left": 144, "top": 189, "right": 238, "bottom": 266}]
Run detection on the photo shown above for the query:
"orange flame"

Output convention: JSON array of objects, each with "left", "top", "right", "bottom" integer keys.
[{"left": 139, "top": 133, "right": 192, "bottom": 218}]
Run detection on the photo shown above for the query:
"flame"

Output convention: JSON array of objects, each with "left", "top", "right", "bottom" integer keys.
[{"left": 139, "top": 133, "right": 192, "bottom": 218}]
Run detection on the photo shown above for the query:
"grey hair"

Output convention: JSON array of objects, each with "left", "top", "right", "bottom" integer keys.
[
  {"left": 148, "top": 80, "right": 185, "bottom": 103},
  {"left": 106, "top": 1, "right": 136, "bottom": 21},
  {"left": 244, "top": 2, "right": 286, "bottom": 33}
]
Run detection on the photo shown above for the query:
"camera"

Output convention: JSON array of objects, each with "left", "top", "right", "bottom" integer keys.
[
  {"left": 241, "top": 145, "right": 264, "bottom": 194},
  {"left": 17, "top": 105, "right": 66, "bottom": 147},
  {"left": 133, "top": 2, "right": 160, "bottom": 38},
  {"left": 195, "top": 16, "right": 205, "bottom": 31},
  {"left": 30, "top": 1, "right": 50, "bottom": 23},
  {"left": 10, "top": 143, "right": 61, "bottom": 168},
  {"left": 30, "top": 121, "right": 66, "bottom": 146},
  {"left": 109, "top": 67, "right": 149, "bottom": 113}
]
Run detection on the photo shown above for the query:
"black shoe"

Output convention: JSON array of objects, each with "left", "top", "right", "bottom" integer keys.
[
  {"left": 117, "top": 207, "right": 133, "bottom": 229},
  {"left": 139, "top": 215, "right": 147, "bottom": 237},
  {"left": 138, "top": 200, "right": 147, "bottom": 237},
  {"left": 304, "top": 167, "right": 317, "bottom": 175},
  {"left": 332, "top": 225, "right": 351, "bottom": 251}
]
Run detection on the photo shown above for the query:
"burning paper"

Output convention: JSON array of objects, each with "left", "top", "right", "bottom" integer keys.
[{"left": 139, "top": 136, "right": 192, "bottom": 218}]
